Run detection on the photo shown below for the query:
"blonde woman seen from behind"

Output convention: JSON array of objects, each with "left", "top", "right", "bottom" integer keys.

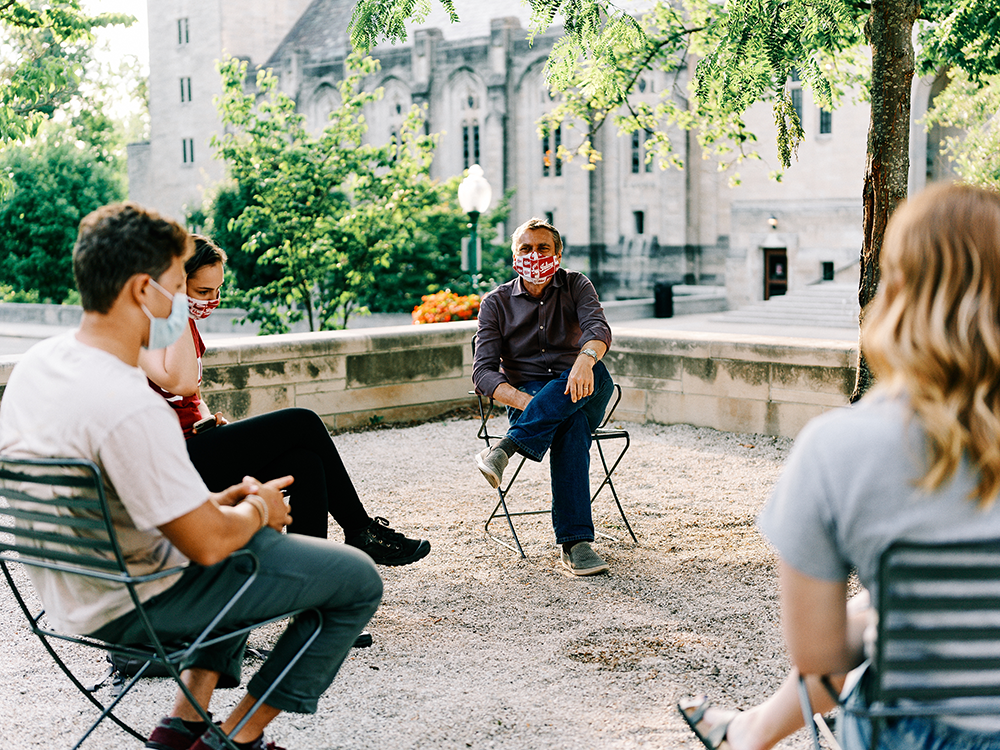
[{"left": 679, "top": 183, "right": 1000, "bottom": 750}]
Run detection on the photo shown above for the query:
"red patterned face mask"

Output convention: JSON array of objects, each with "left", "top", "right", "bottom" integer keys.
[
  {"left": 513, "top": 252, "right": 560, "bottom": 284},
  {"left": 187, "top": 296, "right": 221, "bottom": 320}
]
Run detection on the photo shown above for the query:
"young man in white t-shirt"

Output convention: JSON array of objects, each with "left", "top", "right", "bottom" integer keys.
[{"left": 0, "top": 203, "right": 383, "bottom": 750}]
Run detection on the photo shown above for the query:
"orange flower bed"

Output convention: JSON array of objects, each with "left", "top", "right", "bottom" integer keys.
[{"left": 411, "top": 290, "right": 480, "bottom": 324}]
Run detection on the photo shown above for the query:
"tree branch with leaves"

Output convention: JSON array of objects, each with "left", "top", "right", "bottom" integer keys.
[{"left": 0, "top": 1, "right": 131, "bottom": 158}]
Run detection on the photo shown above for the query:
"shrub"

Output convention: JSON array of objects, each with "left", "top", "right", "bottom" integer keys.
[{"left": 411, "top": 290, "right": 480, "bottom": 324}]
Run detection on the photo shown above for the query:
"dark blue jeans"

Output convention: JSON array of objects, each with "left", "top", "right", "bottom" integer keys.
[{"left": 505, "top": 361, "right": 613, "bottom": 545}]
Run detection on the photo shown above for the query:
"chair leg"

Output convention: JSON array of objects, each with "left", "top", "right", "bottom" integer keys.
[
  {"left": 592, "top": 435, "right": 638, "bottom": 544},
  {"left": 796, "top": 674, "right": 825, "bottom": 750},
  {"left": 485, "top": 493, "right": 526, "bottom": 558},
  {"left": 484, "top": 458, "right": 529, "bottom": 558},
  {"left": 0, "top": 561, "right": 145, "bottom": 746},
  {"left": 26, "top": 630, "right": 147, "bottom": 748},
  {"left": 482, "top": 437, "right": 638, "bottom": 555},
  {"left": 71, "top": 664, "right": 153, "bottom": 749}
]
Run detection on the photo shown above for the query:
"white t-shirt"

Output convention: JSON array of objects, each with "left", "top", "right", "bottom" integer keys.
[{"left": 0, "top": 332, "right": 210, "bottom": 633}]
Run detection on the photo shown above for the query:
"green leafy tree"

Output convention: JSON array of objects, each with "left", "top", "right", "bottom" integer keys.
[
  {"left": 360, "top": 182, "right": 513, "bottom": 312},
  {"left": 919, "top": 0, "right": 1000, "bottom": 192},
  {"left": 68, "top": 44, "right": 149, "bottom": 173},
  {"left": 0, "top": 130, "right": 125, "bottom": 302},
  {"left": 0, "top": 284, "right": 39, "bottom": 303},
  {"left": 0, "top": 1, "right": 132, "bottom": 194},
  {"left": 202, "top": 180, "right": 281, "bottom": 300},
  {"left": 350, "top": 0, "right": 1000, "bottom": 399},
  {"left": 213, "top": 53, "right": 460, "bottom": 333},
  {"left": 923, "top": 71, "right": 1000, "bottom": 190},
  {"left": 0, "top": 18, "right": 146, "bottom": 304},
  {"left": 208, "top": 174, "right": 513, "bottom": 317}
]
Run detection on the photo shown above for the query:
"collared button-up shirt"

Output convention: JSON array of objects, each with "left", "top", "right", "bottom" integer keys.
[{"left": 473, "top": 268, "right": 612, "bottom": 397}]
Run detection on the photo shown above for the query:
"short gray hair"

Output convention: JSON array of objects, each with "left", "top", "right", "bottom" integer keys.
[{"left": 510, "top": 217, "right": 562, "bottom": 255}]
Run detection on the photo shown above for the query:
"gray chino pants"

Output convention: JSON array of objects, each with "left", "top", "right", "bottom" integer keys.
[{"left": 91, "top": 528, "right": 383, "bottom": 713}]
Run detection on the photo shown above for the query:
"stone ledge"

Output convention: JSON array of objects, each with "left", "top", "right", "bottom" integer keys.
[{"left": 0, "top": 322, "right": 858, "bottom": 438}]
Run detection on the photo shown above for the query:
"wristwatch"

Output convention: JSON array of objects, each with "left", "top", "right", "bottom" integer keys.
[{"left": 580, "top": 347, "right": 598, "bottom": 361}]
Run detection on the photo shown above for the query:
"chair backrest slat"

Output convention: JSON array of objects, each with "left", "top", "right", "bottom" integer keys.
[
  {"left": 0, "top": 523, "right": 115, "bottom": 553},
  {"left": 0, "top": 544, "right": 122, "bottom": 572},
  {"left": 886, "top": 595, "right": 1000, "bottom": 612},
  {"left": 874, "top": 539, "right": 1000, "bottom": 717},
  {"left": 0, "top": 465, "right": 100, "bottom": 488},
  {"left": 889, "top": 565, "right": 1000, "bottom": 582},
  {"left": 886, "top": 626, "right": 1000, "bottom": 641},
  {"left": 1, "top": 502, "right": 107, "bottom": 532},
  {"left": 879, "top": 684, "right": 1000, "bottom": 702},
  {"left": 0, "top": 456, "right": 124, "bottom": 575},
  {"left": 886, "top": 656, "right": 1000, "bottom": 672}
]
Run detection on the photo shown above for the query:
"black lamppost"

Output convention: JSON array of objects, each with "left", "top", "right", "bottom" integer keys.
[{"left": 458, "top": 164, "right": 492, "bottom": 291}]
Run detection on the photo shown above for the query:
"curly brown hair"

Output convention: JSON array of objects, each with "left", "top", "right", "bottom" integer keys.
[{"left": 73, "top": 203, "right": 191, "bottom": 313}]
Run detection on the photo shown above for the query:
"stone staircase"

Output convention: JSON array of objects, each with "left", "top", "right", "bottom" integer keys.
[{"left": 715, "top": 282, "right": 860, "bottom": 329}]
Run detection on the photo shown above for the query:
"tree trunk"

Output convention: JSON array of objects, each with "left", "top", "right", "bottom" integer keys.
[
  {"left": 303, "top": 289, "right": 316, "bottom": 332},
  {"left": 852, "top": 0, "right": 920, "bottom": 402}
]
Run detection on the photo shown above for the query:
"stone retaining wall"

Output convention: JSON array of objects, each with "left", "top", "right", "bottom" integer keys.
[
  {"left": 0, "top": 322, "right": 858, "bottom": 438},
  {"left": 603, "top": 329, "right": 857, "bottom": 438}
]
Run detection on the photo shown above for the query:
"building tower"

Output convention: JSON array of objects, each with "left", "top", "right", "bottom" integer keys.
[{"left": 129, "top": 0, "right": 312, "bottom": 223}]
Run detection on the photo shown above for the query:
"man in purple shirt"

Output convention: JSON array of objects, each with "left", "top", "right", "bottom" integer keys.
[{"left": 472, "top": 218, "right": 614, "bottom": 575}]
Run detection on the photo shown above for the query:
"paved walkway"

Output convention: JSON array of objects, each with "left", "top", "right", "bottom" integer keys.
[{"left": 613, "top": 312, "right": 858, "bottom": 342}]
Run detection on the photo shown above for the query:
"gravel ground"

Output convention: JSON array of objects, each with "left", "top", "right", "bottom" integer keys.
[{"left": 0, "top": 415, "right": 812, "bottom": 749}]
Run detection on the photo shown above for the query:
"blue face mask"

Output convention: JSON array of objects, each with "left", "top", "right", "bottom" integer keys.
[{"left": 141, "top": 278, "right": 188, "bottom": 350}]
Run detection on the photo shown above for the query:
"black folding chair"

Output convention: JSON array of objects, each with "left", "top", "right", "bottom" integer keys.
[
  {"left": 797, "top": 538, "right": 1000, "bottom": 750},
  {"left": 473, "top": 380, "right": 638, "bottom": 558},
  {"left": 0, "top": 456, "right": 322, "bottom": 750}
]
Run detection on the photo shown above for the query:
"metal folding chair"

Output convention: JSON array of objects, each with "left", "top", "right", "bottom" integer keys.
[
  {"left": 474, "top": 382, "right": 638, "bottom": 557},
  {"left": 798, "top": 538, "right": 1000, "bottom": 750},
  {"left": 0, "top": 456, "right": 323, "bottom": 750}
]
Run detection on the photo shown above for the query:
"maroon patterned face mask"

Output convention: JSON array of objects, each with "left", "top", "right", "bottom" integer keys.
[
  {"left": 513, "top": 252, "right": 560, "bottom": 284},
  {"left": 187, "top": 296, "right": 221, "bottom": 320}
]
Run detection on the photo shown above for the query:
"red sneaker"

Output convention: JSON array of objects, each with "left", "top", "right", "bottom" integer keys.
[
  {"left": 145, "top": 715, "right": 208, "bottom": 750},
  {"left": 188, "top": 729, "right": 286, "bottom": 750}
]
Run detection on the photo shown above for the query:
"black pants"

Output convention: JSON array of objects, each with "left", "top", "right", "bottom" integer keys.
[{"left": 185, "top": 408, "right": 370, "bottom": 539}]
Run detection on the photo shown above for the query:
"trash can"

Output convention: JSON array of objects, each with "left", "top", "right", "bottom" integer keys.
[{"left": 654, "top": 282, "right": 673, "bottom": 318}]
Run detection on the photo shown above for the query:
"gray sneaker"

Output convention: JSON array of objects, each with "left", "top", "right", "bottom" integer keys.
[
  {"left": 561, "top": 542, "right": 610, "bottom": 576},
  {"left": 476, "top": 446, "right": 509, "bottom": 489}
]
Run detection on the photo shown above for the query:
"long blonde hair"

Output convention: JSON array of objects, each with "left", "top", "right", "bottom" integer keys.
[{"left": 863, "top": 183, "right": 1000, "bottom": 507}]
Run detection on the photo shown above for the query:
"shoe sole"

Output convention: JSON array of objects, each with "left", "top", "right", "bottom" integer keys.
[
  {"left": 560, "top": 557, "right": 610, "bottom": 576},
  {"left": 475, "top": 451, "right": 501, "bottom": 489},
  {"left": 376, "top": 539, "right": 431, "bottom": 567}
]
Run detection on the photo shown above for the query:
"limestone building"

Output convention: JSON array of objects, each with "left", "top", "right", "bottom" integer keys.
[
  {"left": 129, "top": 0, "right": 953, "bottom": 308},
  {"left": 128, "top": 0, "right": 314, "bottom": 223}
]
